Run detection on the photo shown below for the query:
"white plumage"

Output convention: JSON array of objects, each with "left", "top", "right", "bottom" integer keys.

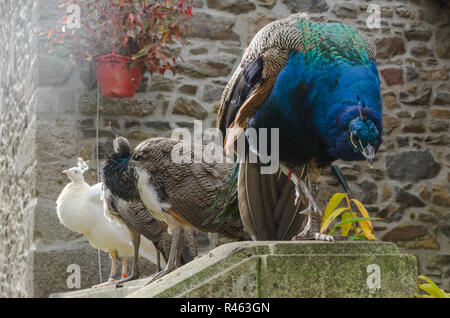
[{"left": 56, "top": 158, "right": 159, "bottom": 287}]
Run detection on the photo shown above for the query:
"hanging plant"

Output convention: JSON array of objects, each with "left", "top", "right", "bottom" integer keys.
[{"left": 40, "top": 0, "right": 192, "bottom": 98}]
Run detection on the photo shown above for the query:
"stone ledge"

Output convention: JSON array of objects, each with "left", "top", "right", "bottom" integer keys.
[{"left": 50, "top": 241, "right": 419, "bottom": 298}]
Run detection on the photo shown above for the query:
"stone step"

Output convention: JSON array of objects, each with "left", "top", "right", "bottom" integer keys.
[{"left": 50, "top": 241, "right": 419, "bottom": 298}]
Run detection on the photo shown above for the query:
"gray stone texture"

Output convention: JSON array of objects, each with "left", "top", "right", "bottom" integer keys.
[
  {"left": 386, "top": 150, "right": 441, "bottom": 182},
  {"left": 1, "top": 0, "right": 450, "bottom": 297},
  {"left": 51, "top": 241, "right": 419, "bottom": 298}
]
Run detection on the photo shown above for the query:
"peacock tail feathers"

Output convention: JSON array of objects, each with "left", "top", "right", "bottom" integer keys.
[{"left": 204, "top": 161, "right": 241, "bottom": 226}]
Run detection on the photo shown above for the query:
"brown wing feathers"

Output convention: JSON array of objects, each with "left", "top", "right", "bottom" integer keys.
[
  {"left": 104, "top": 190, "right": 197, "bottom": 265},
  {"left": 132, "top": 138, "right": 248, "bottom": 240},
  {"left": 224, "top": 76, "right": 276, "bottom": 153}
]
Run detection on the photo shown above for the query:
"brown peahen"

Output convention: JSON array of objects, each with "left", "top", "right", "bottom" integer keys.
[
  {"left": 102, "top": 188, "right": 198, "bottom": 284},
  {"left": 102, "top": 131, "right": 249, "bottom": 283}
]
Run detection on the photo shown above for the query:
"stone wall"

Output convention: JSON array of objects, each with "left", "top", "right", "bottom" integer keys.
[
  {"left": 0, "top": 1, "right": 38, "bottom": 297},
  {"left": 1, "top": 0, "right": 449, "bottom": 297}
]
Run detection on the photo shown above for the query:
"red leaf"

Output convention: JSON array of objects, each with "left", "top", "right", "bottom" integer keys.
[{"left": 47, "top": 29, "right": 54, "bottom": 39}]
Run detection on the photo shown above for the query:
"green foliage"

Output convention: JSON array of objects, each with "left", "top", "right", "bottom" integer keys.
[{"left": 320, "top": 193, "right": 380, "bottom": 240}]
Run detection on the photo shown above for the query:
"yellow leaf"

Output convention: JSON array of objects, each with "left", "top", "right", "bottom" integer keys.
[
  {"left": 351, "top": 198, "right": 376, "bottom": 240},
  {"left": 321, "top": 193, "right": 346, "bottom": 227},
  {"left": 419, "top": 283, "right": 441, "bottom": 298},
  {"left": 339, "top": 212, "right": 352, "bottom": 237},
  {"left": 320, "top": 207, "right": 348, "bottom": 234},
  {"left": 418, "top": 275, "right": 449, "bottom": 298},
  {"left": 359, "top": 219, "right": 376, "bottom": 240},
  {"left": 351, "top": 199, "right": 374, "bottom": 231},
  {"left": 162, "top": 31, "right": 169, "bottom": 43}
]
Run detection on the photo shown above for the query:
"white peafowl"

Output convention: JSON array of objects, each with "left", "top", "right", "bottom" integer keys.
[{"left": 56, "top": 158, "right": 160, "bottom": 287}]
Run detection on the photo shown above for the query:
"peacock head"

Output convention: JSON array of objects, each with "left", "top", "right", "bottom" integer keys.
[
  {"left": 113, "top": 136, "right": 131, "bottom": 156},
  {"left": 347, "top": 116, "right": 379, "bottom": 168},
  {"left": 109, "top": 122, "right": 131, "bottom": 157},
  {"left": 63, "top": 158, "right": 89, "bottom": 183}
]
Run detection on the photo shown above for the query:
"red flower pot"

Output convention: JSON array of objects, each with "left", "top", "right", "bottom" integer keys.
[{"left": 95, "top": 54, "right": 143, "bottom": 98}]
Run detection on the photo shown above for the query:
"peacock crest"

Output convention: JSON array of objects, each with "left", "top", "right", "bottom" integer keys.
[{"left": 77, "top": 157, "right": 89, "bottom": 173}]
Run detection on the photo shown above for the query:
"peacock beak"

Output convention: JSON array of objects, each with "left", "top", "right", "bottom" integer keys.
[
  {"left": 360, "top": 144, "right": 375, "bottom": 169},
  {"left": 62, "top": 170, "right": 69, "bottom": 174}
]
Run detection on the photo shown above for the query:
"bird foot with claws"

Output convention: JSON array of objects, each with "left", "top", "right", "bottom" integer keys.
[
  {"left": 115, "top": 274, "right": 139, "bottom": 288},
  {"left": 282, "top": 166, "right": 322, "bottom": 216},
  {"left": 295, "top": 179, "right": 321, "bottom": 216},
  {"left": 292, "top": 231, "right": 334, "bottom": 241},
  {"left": 292, "top": 205, "right": 335, "bottom": 241},
  {"left": 92, "top": 277, "right": 117, "bottom": 288},
  {"left": 144, "top": 266, "right": 174, "bottom": 286}
]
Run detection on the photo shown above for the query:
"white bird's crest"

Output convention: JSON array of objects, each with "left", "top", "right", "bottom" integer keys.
[{"left": 77, "top": 157, "right": 89, "bottom": 173}]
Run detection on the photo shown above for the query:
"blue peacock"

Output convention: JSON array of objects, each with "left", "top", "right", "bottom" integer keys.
[{"left": 217, "top": 14, "right": 383, "bottom": 241}]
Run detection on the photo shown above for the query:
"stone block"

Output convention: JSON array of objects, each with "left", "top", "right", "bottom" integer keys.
[
  {"left": 283, "top": 0, "right": 329, "bottom": 13},
  {"left": 207, "top": 0, "right": 256, "bottom": 14},
  {"left": 404, "top": 29, "right": 432, "bottom": 41},
  {"left": 258, "top": 0, "right": 277, "bottom": 9},
  {"left": 333, "top": 3, "right": 358, "bottom": 19},
  {"left": 183, "top": 12, "right": 239, "bottom": 41},
  {"left": 51, "top": 242, "right": 420, "bottom": 298},
  {"left": 435, "top": 26, "right": 450, "bottom": 59},
  {"left": 375, "top": 37, "right": 406, "bottom": 59},
  {"left": 35, "top": 241, "right": 157, "bottom": 297},
  {"left": 430, "top": 109, "right": 450, "bottom": 119},
  {"left": 382, "top": 225, "right": 439, "bottom": 250},
  {"left": 386, "top": 150, "right": 441, "bottom": 182},
  {"left": 149, "top": 76, "right": 175, "bottom": 92},
  {"left": 33, "top": 242, "right": 112, "bottom": 297},
  {"left": 173, "top": 97, "right": 208, "bottom": 120},
  {"left": 381, "top": 68, "right": 403, "bottom": 86},
  {"left": 203, "top": 84, "right": 224, "bottom": 103},
  {"left": 80, "top": 93, "right": 157, "bottom": 116},
  {"left": 176, "top": 58, "right": 235, "bottom": 79},
  {"left": 179, "top": 84, "right": 198, "bottom": 95}
]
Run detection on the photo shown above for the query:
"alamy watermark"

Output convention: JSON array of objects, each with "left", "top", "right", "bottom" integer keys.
[
  {"left": 366, "top": 264, "right": 381, "bottom": 291},
  {"left": 66, "top": 264, "right": 81, "bottom": 289},
  {"left": 62, "top": 4, "right": 81, "bottom": 32},
  {"left": 366, "top": 4, "right": 381, "bottom": 29},
  {"left": 169, "top": 120, "right": 280, "bottom": 174}
]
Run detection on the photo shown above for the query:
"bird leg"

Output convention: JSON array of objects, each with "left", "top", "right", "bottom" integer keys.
[
  {"left": 157, "top": 250, "right": 161, "bottom": 272},
  {"left": 122, "top": 256, "right": 128, "bottom": 280},
  {"left": 292, "top": 208, "right": 334, "bottom": 241},
  {"left": 116, "top": 232, "right": 140, "bottom": 287},
  {"left": 92, "top": 250, "right": 118, "bottom": 288},
  {"left": 280, "top": 164, "right": 333, "bottom": 242},
  {"left": 145, "top": 226, "right": 184, "bottom": 286}
]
